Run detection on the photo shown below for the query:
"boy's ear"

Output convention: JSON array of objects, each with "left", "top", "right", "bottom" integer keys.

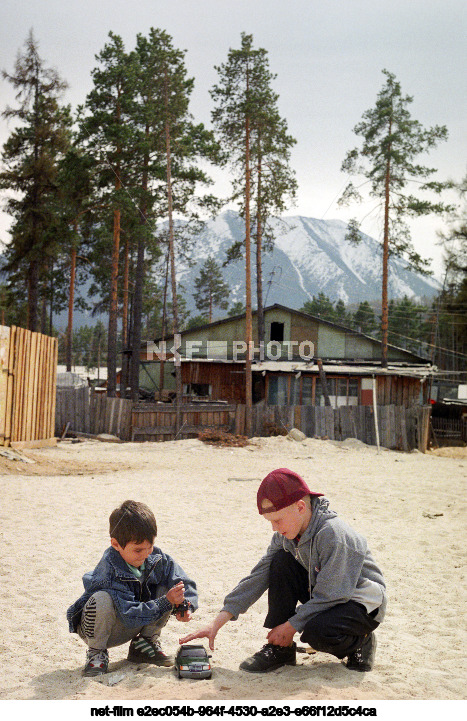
[{"left": 110, "top": 537, "right": 122, "bottom": 551}]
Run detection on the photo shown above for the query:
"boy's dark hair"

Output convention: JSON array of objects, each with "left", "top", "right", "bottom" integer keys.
[{"left": 109, "top": 500, "right": 157, "bottom": 548}]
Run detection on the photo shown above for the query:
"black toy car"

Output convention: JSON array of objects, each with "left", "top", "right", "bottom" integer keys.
[{"left": 175, "top": 644, "right": 212, "bottom": 679}]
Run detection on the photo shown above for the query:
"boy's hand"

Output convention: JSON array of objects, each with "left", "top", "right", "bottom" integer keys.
[
  {"left": 179, "top": 624, "right": 217, "bottom": 650},
  {"left": 180, "top": 611, "right": 233, "bottom": 651},
  {"left": 266, "top": 621, "right": 296, "bottom": 647},
  {"left": 166, "top": 581, "right": 185, "bottom": 606},
  {"left": 176, "top": 609, "right": 192, "bottom": 622}
]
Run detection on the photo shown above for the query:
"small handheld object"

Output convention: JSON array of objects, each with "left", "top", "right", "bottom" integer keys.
[
  {"left": 172, "top": 599, "right": 190, "bottom": 617},
  {"left": 175, "top": 644, "right": 212, "bottom": 679}
]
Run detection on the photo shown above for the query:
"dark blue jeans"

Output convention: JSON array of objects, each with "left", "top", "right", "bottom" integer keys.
[{"left": 264, "top": 549, "right": 379, "bottom": 659}]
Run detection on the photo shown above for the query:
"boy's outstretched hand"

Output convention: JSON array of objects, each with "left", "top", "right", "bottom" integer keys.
[
  {"left": 179, "top": 610, "right": 233, "bottom": 651},
  {"left": 166, "top": 581, "right": 185, "bottom": 606},
  {"left": 179, "top": 624, "right": 218, "bottom": 650}
]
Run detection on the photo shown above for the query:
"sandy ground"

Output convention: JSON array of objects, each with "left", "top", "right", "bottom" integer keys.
[{"left": 0, "top": 434, "right": 466, "bottom": 702}]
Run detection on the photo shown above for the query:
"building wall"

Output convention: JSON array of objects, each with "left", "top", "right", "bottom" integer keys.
[
  {"left": 144, "top": 306, "right": 425, "bottom": 364},
  {"left": 182, "top": 362, "right": 246, "bottom": 404}
]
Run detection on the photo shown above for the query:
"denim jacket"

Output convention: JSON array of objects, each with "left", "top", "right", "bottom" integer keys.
[{"left": 67, "top": 545, "right": 198, "bottom": 632}]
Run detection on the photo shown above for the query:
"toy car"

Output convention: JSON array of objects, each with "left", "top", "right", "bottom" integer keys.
[{"left": 175, "top": 644, "right": 212, "bottom": 679}]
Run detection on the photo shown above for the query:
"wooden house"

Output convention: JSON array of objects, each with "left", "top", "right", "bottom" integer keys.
[{"left": 135, "top": 304, "right": 433, "bottom": 409}]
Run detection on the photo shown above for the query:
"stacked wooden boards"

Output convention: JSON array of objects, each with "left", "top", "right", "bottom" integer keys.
[{"left": 0, "top": 325, "right": 58, "bottom": 448}]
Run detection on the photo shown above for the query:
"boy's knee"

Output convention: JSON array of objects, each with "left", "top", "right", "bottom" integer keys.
[
  {"left": 300, "top": 616, "right": 328, "bottom": 650},
  {"left": 270, "top": 549, "right": 294, "bottom": 574},
  {"left": 85, "top": 591, "right": 114, "bottom": 614}
]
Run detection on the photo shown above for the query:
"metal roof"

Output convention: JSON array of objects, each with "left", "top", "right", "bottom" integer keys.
[{"left": 250, "top": 361, "right": 434, "bottom": 379}]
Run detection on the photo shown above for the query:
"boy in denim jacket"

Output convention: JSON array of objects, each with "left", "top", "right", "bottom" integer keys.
[{"left": 67, "top": 500, "right": 197, "bottom": 676}]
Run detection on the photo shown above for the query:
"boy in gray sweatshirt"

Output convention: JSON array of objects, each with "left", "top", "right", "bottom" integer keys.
[{"left": 180, "top": 468, "right": 386, "bottom": 673}]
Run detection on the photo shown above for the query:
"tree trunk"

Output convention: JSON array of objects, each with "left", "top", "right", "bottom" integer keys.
[
  {"left": 256, "top": 150, "right": 265, "bottom": 345},
  {"left": 66, "top": 241, "right": 77, "bottom": 371},
  {"left": 120, "top": 233, "right": 130, "bottom": 397},
  {"left": 381, "top": 116, "right": 392, "bottom": 369},
  {"left": 158, "top": 246, "right": 170, "bottom": 400},
  {"left": 27, "top": 260, "right": 39, "bottom": 331},
  {"left": 107, "top": 205, "right": 120, "bottom": 397},
  {"left": 164, "top": 79, "right": 182, "bottom": 432},
  {"left": 244, "top": 113, "right": 253, "bottom": 436},
  {"left": 130, "top": 144, "right": 149, "bottom": 403}
]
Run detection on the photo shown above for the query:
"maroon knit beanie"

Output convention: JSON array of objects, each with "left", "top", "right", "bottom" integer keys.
[{"left": 257, "top": 468, "right": 323, "bottom": 514}]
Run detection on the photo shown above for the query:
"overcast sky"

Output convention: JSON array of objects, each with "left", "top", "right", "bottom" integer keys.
[{"left": 1, "top": 0, "right": 466, "bottom": 277}]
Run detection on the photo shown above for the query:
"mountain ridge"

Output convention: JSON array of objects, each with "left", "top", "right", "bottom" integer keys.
[{"left": 173, "top": 210, "right": 440, "bottom": 315}]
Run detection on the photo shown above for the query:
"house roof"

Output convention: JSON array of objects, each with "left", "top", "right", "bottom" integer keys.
[
  {"left": 250, "top": 360, "right": 434, "bottom": 379},
  {"left": 144, "top": 303, "right": 428, "bottom": 363}
]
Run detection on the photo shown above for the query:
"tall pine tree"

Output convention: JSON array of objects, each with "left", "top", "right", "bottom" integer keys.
[
  {"left": 193, "top": 257, "right": 229, "bottom": 322},
  {"left": 339, "top": 70, "right": 452, "bottom": 366},
  {"left": 129, "top": 28, "right": 218, "bottom": 405},
  {"left": 211, "top": 33, "right": 295, "bottom": 432},
  {"left": 0, "top": 30, "right": 70, "bottom": 330},
  {"left": 79, "top": 32, "right": 137, "bottom": 396}
]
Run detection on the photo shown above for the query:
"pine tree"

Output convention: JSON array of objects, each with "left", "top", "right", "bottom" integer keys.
[
  {"left": 79, "top": 32, "right": 137, "bottom": 396},
  {"left": 211, "top": 32, "right": 286, "bottom": 433},
  {"left": 339, "top": 69, "right": 452, "bottom": 366},
  {"left": 352, "top": 301, "right": 378, "bottom": 336},
  {"left": 129, "top": 28, "right": 218, "bottom": 405},
  {"left": 211, "top": 33, "right": 296, "bottom": 355},
  {"left": 334, "top": 299, "right": 353, "bottom": 328},
  {"left": 193, "top": 257, "right": 229, "bottom": 322},
  {"left": 228, "top": 301, "right": 246, "bottom": 317},
  {"left": 387, "top": 296, "right": 427, "bottom": 353},
  {"left": 56, "top": 140, "right": 96, "bottom": 369},
  {"left": 301, "top": 294, "right": 337, "bottom": 321},
  {"left": 0, "top": 30, "right": 70, "bottom": 330}
]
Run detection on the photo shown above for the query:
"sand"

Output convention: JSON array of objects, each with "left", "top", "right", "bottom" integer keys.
[{"left": 0, "top": 435, "right": 466, "bottom": 702}]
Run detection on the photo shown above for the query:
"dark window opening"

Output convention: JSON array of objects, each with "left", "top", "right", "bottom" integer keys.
[
  {"left": 183, "top": 383, "right": 211, "bottom": 398},
  {"left": 270, "top": 322, "right": 284, "bottom": 342}
]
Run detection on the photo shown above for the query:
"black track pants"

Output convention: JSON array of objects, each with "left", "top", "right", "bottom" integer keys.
[{"left": 264, "top": 549, "right": 379, "bottom": 659}]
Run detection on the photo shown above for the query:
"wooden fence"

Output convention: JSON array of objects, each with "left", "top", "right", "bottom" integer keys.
[
  {"left": 55, "top": 387, "right": 133, "bottom": 441},
  {"left": 0, "top": 325, "right": 57, "bottom": 448},
  {"left": 131, "top": 401, "right": 430, "bottom": 451},
  {"left": 131, "top": 403, "right": 237, "bottom": 441},
  {"left": 55, "top": 385, "right": 432, "bottom": 452},
  {"left": 234, "top": 403, "right": 431, "bottom": 452},
  {"left": 431, "top": 416, "right": 467, "bottom": 444}
]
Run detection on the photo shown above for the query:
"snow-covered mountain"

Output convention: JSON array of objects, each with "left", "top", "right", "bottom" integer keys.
[
  {"left": 173, "top": 210, "right": 441, "bottom": 314},
  {"left": 53, "top": 209, "right": 441, "bottom": 330}
]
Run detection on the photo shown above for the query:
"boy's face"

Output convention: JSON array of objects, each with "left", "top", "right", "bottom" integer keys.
[
  {"left": 261, "top": 499, "right": 310, "bottom": 540},
  {"left": 111, "top": 537, "right": 155, "bottom": 567}
]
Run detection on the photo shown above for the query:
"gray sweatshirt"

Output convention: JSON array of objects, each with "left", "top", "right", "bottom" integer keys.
[{"left": 222, "top": 497, "right": 386, "bottom": 632}]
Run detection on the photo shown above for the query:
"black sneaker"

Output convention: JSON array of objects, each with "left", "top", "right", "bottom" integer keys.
[
  {"left": 346, "top": 632, "right": 377, "bottom": 672},
  {"left": 127, "top": 636, "right": 174, "bottom": 667},
  {"left": 240, "top": 643, "right": 296, "bottom": 673},
  {"left": 83, "top": 648, "right": 109, "bottom": 677}
]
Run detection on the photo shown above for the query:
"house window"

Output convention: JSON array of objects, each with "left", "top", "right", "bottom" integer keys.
[
  {"left": 270, "top": 322, "right": 284, "bottom": 342},
  {"left": 268, "top": 376, "right": 288, "bottom": 405},
  {"left": 315, "top": 377, "right": 359, "bottom": 407},
  {"left": 302, "top": 377, "right": 313, "bottom": 405},
  {"left": 290, "top": 376, "right": 300, "bottom": 405},
  {"left": 183, "top": 383, "right": 211, "bottom": 398}
]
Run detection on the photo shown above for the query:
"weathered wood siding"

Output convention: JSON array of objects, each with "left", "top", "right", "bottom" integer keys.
[
  {"left": 0, "top": 325, "right": 57, "bottom": 448},
  {"left": 234, "top": 403, "right": 431, "bottom": 452},
  {"left": 131, "top": 403, "right": 237, "bottom": 441},
  {"left": 56, "top": 388, "right": 133, "bottom": 441}
]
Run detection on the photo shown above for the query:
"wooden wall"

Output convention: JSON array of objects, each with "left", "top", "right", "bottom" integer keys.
[
  {"left": 0, "top": 325, "right": 57, "bottom": 448},
  {"left": 131, "top": 403, "right": 237, "bottom": 441},
  {"left": 182, "top": 361, "right": 246, "bottom": 404},
  {"left": 56, "top": 387, "right": 133, "bottom": 441}
]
